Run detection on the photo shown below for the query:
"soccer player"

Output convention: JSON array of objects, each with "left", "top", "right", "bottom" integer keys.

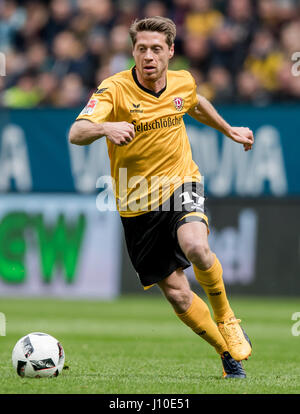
[{"left": 69, "top": 16, "right": 254, "bottom": 378}]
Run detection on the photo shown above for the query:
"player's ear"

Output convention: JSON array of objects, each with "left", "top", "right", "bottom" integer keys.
[
  {"left": 132, "top": 43, "right": 136, "bottom": 58},
  {"left": 169, "top": 44, "right": 174, "bottom": 59}
]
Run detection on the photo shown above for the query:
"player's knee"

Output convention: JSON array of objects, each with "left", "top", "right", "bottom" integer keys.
[
  {"left": 184, "top": 241, "right": 211, "bottom": 269},
  {"left": 164, "top": 287, "right": 192, "bottom": 312}
]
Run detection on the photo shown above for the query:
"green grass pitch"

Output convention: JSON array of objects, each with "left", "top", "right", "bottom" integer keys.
[{"left": 0, "top": 295, "right": 299, "bottom": 394}]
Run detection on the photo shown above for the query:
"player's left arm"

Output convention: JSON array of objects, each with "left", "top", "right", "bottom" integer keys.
[{"left": 188, "top": 94, "right": 254, "bottom": 151}]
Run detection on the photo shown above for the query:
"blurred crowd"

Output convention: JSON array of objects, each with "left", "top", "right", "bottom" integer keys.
[{"left": 0, "top": 0, "right": 300, "bottom": 108}]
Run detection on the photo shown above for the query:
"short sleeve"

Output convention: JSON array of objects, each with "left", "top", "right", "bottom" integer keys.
[
  {"left": 188, "top": 72, "right": 199, "bottom": 110},
  {"left": 76, "top": 80, "right": 116, "bottom": 123}
]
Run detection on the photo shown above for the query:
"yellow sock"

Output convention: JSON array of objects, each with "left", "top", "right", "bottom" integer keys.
[
  {"left": 193, "top": 254, "right": 234, "bottom": 323},
  {"left": 176, "top": 292, "right": 228, "bottom": 355}
]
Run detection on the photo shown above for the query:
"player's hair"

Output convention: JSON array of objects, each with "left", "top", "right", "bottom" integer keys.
[{"left": 129, "top": 16, "right": 176, "bottom": 48}]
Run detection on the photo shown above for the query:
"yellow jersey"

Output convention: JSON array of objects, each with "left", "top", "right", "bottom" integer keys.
[{"left": 76, "top": 67, "right": 201, "bottom": 217}]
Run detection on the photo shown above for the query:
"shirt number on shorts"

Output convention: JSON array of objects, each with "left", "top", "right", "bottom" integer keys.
[{"left": 179, "top": 191, "right": 204, "bottom": 211}]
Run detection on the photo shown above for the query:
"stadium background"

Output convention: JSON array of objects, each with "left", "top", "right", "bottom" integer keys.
[
  {"left": 0, "top": 0, "right": 299, "bottom": 298},
  {"left": 0, "top": 0, "right": 300, "bottom": 396}
]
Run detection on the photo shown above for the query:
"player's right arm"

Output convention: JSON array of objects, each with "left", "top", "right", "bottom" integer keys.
[
  {"left": 69, "top": 80, "right": 135, "bottom": 146},
  {"left": 69, "top": 120, "right": 135, "bottom": 146}
]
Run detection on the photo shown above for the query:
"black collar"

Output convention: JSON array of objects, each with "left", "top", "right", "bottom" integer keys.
[{"left": 131, "top": 67, "right": 167, "bottom": 98}]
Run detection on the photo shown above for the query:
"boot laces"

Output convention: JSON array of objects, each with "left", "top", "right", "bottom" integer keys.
[{"left": 223, "top": 318, "right": 243, "bottom": 346}]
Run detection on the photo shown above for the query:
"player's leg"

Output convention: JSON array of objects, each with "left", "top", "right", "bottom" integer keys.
[
  {"left": 157, "top": 268, "right": 246, "bottom": 378},
  {"left": 177, "top": 220, "right": 252, "bottom": 361},
  {"left": 157, "top": 268, "right": 228, "bottom": 354},
  {"left": 177, "top": 220, "right": 234, "bottom": 322}
]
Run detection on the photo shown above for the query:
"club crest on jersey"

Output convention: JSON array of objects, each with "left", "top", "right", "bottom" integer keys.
[
  {"left": 173, "top": 97, "right": 184, "bottom": 111},
  {"left": 80, "top": 99, "right": 97, "bottom": 115}
]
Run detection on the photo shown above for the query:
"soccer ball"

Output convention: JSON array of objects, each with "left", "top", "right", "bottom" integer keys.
[{"left": 12, "top": 332, "right": 65, "bottom": 378}]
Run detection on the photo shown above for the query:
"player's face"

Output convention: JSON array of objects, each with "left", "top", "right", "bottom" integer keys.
[{"left": 133, "top": 31, "right": 174, "bottom": 84}]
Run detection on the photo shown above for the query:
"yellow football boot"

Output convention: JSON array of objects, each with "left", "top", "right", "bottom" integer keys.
[{"left": 218, "top": 317, "right": 252, "bottom": 361}]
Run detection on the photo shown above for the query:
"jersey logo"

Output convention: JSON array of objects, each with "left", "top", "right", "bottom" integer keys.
[
  {"left": 173, "top": 97, "right": 184, "bottom": 111},
  {"left": 130, "top": 103, "right": 143, "bottom": 113},
  {"left": 95, "top": 87, "right": 108, "bottom": 94},
  {"left": 80, "top": 99, "right": 98, "bottom": 115}
]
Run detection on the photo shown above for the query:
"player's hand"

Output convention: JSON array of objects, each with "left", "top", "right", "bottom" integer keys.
[
  {"left": 103, "top": 122, "right": 135, "bottom": 146},
  {"left": 228, "top": 127, "right": 254, "bottom": 151}
]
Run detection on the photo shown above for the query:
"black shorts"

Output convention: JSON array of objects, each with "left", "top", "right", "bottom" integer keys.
[{"left": 121, "top": 182, "right": 208, "bottom": 288}]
